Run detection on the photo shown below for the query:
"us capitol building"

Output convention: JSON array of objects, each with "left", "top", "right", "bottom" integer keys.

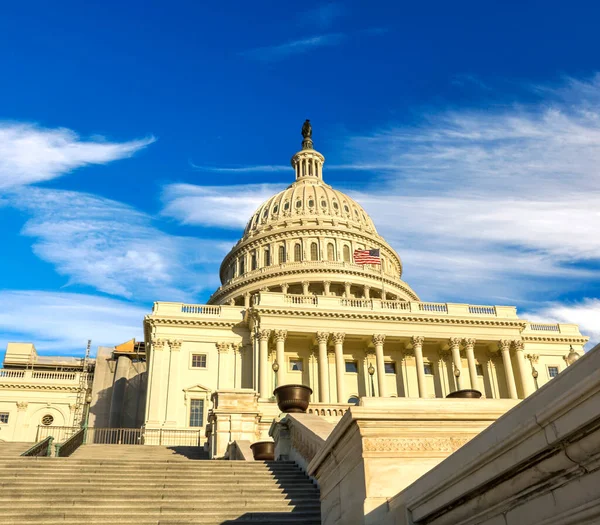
[{"left": 0, "top": 122, "right": 588, "bottom": 451}]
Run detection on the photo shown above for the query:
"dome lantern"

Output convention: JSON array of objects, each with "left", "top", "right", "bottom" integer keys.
[{"left": 291, "top": 119, "right": 325, "bottom": 182}]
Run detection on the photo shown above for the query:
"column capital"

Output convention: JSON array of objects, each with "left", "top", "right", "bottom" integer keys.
[
  {"left": 498, "top": 339, "right": 512, "bottom": 352},
  {"left": 463, "top": 338, "right": 476, "bottom": 349},
  {"left": 169, "top": 339, "right": 182, "bottom": 351},
  {"left": 331, "top": 332, "right": 345, "bottom": 345},
  {"left": 411, "top": 335, "right": 425, "bottom": 348},
  {"left": 273, "top": 329, "right": 287, "bottom": 343},
  {"left": 449, "top": 337, "right": 461, "bottom": 349},
  {"left": 372, "top": 334, "right": 385, "bottom": 346},
  {"left": 364, "top": 284, "right": 371, "bottom": 291},
  {"left": 258, "top": 329, "right": 271, "bottom": 342},
  {"left": 230, "top": 342, "right": 243, "bottom": 353},
  {"left": 281, "top": 283, "right": 289, "bottom": 293},
  {"left": 323, "top": 280, "right": 332, "bottom": 286},
  {"left": 316, "top": 331, "right": 330, "bottom": 344},
  {"left": 16, "top": 401, "right": 28, "bottom": 412},
  {"left": 153, "top": 339, "right": 167, "bottom": 351},
  {"left": 512, "top": 340, "right": 525, "bottom": 352},
  {"left": 216, "top": 342, "right": 230, "bottom": 354}
]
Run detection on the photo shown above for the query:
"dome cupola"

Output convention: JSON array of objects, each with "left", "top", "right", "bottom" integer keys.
[{"left": 208, "top": 121, "right": 419, "bottom": 306}]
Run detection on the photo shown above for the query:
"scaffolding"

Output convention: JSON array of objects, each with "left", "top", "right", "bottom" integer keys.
[{"left": 72, "top": 339, "right": 92, "bottom": 429}]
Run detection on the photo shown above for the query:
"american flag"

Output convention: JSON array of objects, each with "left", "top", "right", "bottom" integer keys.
[{"left": 353, "top": 248, "right": 381, "bottom": 265}]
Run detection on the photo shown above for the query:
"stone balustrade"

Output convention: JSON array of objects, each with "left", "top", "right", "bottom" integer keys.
[
  {"left": 0, "top": 369, "right": 89, "bottom": 384},
  {"left": 150, "top": 301, "right": 244, "bottom": 320}
]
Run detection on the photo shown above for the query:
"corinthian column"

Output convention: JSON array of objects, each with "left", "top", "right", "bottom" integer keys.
[
  {"left": 332, "top": 333, "right": 346, "bottom": 403},
  {"left": 499, "top": 340, "right": 518, "bottom": 399},
  {"left": 449, "top": 337, "right": 465, "bottom": 391},
  {"left": 258, "top": 330, "right": 271, "bottom": 399},
  {"left": 463, "top": 338, "right": 478, "bottom": 390},
  {"left": 316, "top": 332, "right": 330, "bottom": 402},
  {"left": 412, "top": 336, "right": 427, "bottom": 398},
  {"left": 274, "top": 330, "right": 287, "bottom": 387},
  {"left": 373, "top": 334, "right": 386, "bottom": 397},
  {"left": 512, "top": 340, "right": 532, "bottom": 398}
]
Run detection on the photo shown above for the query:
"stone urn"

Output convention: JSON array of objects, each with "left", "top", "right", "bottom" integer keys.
[
  {"left": 250, "top": 440, "right": 274, "bottom": 461},
  {"left": 446, "top": 389, "right": 482, "bottom": 399},
  {"left": 273, "top": 384, "right": 313, "bottom": 413}
]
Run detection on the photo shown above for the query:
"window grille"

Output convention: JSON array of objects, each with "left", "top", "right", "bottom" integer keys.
[
  {"left": 327, "top": 243, "right": 335, "bottom": 261},
  {"left": 345, "top": 361, "right": 358, "bottom": 373},
  {"left": 0, "top": 413, "right": 8, "bottom": 424},
  {"left": 310, "top": 242, "right": 318, "bottom": 261},
  {"left": 189, "top": 399, "right": 204, "bottom": 427},
  {"left": 384, "top": 362, "right": 396, "bottom": 374},
  {"left": 191, "top": 354, "right": 207, "bottom": 368},
  {"left": 294, "top": 244, "right": 302, "bottom": 262}
]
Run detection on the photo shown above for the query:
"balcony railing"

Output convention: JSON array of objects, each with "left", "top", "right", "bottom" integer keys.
[
  {"left": 0, "top": 370, "right": 89, "bottom": 383},
  {"left": 36, "top": 425, "right": 203, "bottom": 446}
]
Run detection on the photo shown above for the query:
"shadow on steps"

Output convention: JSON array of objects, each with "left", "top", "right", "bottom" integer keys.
[{"left": 165, "top": 446, "right": 210, "bottom": 460}]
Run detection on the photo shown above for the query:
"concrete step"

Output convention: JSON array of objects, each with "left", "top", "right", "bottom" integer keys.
[{"left": 0, "top": 446, "right": 321, "bottom": 524}]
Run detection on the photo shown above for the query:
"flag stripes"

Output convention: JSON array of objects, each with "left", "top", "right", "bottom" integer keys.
[{"left": 353, "top": 249, "right": 381, "bottom": 265}]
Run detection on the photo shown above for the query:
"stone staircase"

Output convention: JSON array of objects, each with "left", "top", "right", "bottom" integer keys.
[
  {"left": 0, "top": 441, "right": 31, "bottom": 456},
  {"left": 0, "top": 444, "right": 322, "bottom": 524}
]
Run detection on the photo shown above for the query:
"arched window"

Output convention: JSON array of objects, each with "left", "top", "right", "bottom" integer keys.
[
  {"left": 239, "top": 256, "right": 245, "bottom": 275},
  {"left": 278, "top": 245, "right": 285, "bottom": 264},
  {"left": 251, "top": 251, "right": 257, "bottom": 270},
  {"left": 264, "top": 248, "right": 270, "bottom": 266},
  {"left": 310, "top": 242, "right": 318, "bottom": 261},
  {"left": 294, "top": 243, "right": 302, "bottom": 262},
  {"left": 343, "top": 245, "right": 351, "bottom": 262},
  {"left": 327, "top": 243, "right": 335, "bottom": 261}
]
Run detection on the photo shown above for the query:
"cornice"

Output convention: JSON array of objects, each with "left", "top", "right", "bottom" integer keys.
[
  {"left": 0, "top": 383, "right": 80, "bottom": 392},
  {"left": 522, "top": 335, "right": 589, "bottom": 344},
  {"left": 146, "top": 317, "right": 242, "bottom": 328}
]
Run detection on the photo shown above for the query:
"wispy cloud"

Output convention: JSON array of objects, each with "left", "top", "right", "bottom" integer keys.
[
  {"left": 162, "top": 183, "right": 285, "bottom": 229},
  {"left": 10, "top": 187, "right": 229, "bottom": 300},
  {"left": 525, "top": 298, "right": 600, "bottom": 348},
  {"left": 0, "top": 291, "right": 147, "bottom": 354},
  {"left": 240, "top": 33, "right": 345, "bottom": 62},
  {"left": 300, "top": 3, "right": 346, "bottom": 29},
  {"left": 0, "top": 122, "right": 154, "bottom": 189},
  {"left": 190, "top": 163, "right": 290, "bottom": 173}
]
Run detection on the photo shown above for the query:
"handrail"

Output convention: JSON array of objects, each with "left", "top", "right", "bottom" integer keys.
[
  {"left": 21, "top": 436, "right": 54, "bottom": 457},
  {"left": 55, "top": 427, "right": 86, "bottom": 457}
]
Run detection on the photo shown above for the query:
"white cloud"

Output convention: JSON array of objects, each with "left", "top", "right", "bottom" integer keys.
[
  {"left": 0, "top": 122, "right": 154, "bottom": 189},
  {"left": 162, "top": 183, "right": 285, "bottom": 229},
  {"left": 241, "top": 33, "right": 345, "bottom": 61},
  {"left": 0, "top": 291, "right": 147, "bottom": 354},
  {"left": 525, "top": 299, "right": 600, "bottom": 349},
  {"left": 10, "top": 187, "right": 229, "bottom": 301},
  {"left": 300, "top": 3, "right": 346, "bottom": 29}
]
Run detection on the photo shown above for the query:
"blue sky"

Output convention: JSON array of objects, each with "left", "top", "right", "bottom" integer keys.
[{"left": 1, "top": 0, "right": 599, "bottom": 358}]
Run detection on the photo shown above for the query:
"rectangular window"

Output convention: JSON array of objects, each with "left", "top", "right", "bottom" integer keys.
[
  {"left": 548, "top": 366, "right": 559, "bottom": 378},
  {"left": 0, "top": 413, "right": 9, "bottom": 424},
  {"left": 384, "top": 362, "right": 396, "bottom": 374},
  {"left": 189, "top": 399, "right": 204, "bottom": 427},
  {"left": 289, "top": 359, "right": 303, "bottom": 372},
  {"left": 191, "top": 354, "right": 207, "bottom": 368},
  {"left": 345, "top": 361, "right": 358, "bottom": 373},
  {"left": 423, "top": 363, "right": 434, "bottom": 375},
  {"left": 476, "top": 364, "right": 484, "bottom": 376}
]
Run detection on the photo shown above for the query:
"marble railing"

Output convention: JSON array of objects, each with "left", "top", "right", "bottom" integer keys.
[
  {"left": 253, "top": 292, "right": 518, "bottom": 318},
  {"left": 0, "top": 369, "right": 89, "bottom": 383}
]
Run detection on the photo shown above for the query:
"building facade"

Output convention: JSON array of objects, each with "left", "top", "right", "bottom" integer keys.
[
  {"left": 0, "top": 125, "right": 589, "bottom": 445},
  {"left": 142, "top": 127, "right": 588, "bottom": 439}
]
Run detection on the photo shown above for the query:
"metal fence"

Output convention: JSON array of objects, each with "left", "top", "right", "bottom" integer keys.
[{"left": 36, "top": 426, "right": 203, "bottom": 446}]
